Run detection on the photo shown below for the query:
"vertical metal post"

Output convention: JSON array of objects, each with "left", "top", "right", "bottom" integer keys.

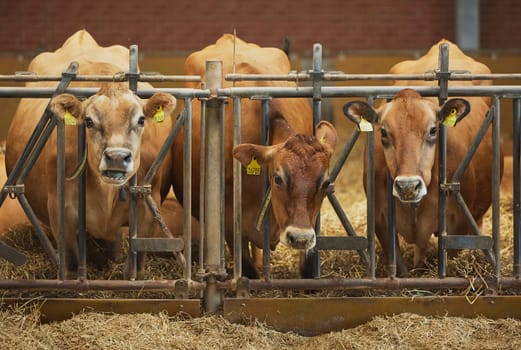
[
  {"left": 202, "top": 60, "right": 224, "bottom": 314},
  {"left": 492, "top": 97, "right": 501, "bottom": 279},
  {"left": 306, "top": 43, "right": 324, "bottom": 278},
  {"left": 387, "top": 172, "right": 397, "bottom": 278},
  {"left": 366, "top": 123, "right": 375, "bottom": 279},
  {"left": 183, "top": 97, "right": 193, "bottom": 280},
  {"left": 437, "top": 43, "right": 450, "bottom": 278},
  {"left": 260, "top": 99, "right": 271, "bottom": 279},
  {"left": 56, "top": 117, "right": 66, "bottom": 280},
  {"left": 127, "top": 44, "right": 139, "bottom": 280},
  {"left": 233, "top": 97, "right": 242, "bottom": 280},
  {"left": 77, "top": 125, "right": 87, "bottom": 281},
  {"left": 203, "top": 60, "right": 224, "bottom": 274},
  {"left": 514, "top": 98, "right": 521, "bottom": 277},
  {"left": 198, "top": 100, "right": 206, "bottom": 275}
]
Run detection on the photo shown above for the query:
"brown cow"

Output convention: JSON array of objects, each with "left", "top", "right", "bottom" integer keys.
[
  {"left": 343, "top": 39, "right": 501, "bottom": 276},
  {"left": 5, "top": 30, "right": 176, "bottom": 278},
  {"left": 171, "top": 34, "right": 337, "bottom": 278}
]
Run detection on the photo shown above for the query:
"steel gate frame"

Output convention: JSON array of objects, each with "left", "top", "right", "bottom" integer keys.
[{"left": 0, "top": 42, "right": 520, "bottom": 318}]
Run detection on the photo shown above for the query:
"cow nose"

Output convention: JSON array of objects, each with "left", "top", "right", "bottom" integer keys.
[
  {"left": 283, "top": 226, "right": 316, "bottom": 250},
  {"left": 103, "top": 148, "right": 133, "bottom": 168},
  {"left": 393, "top": 175, "right": 427, "bottom": 203}
]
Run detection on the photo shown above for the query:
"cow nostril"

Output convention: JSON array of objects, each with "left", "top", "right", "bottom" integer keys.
[
  {"left": 123, "top": 153, "right": 132, "bottom": 163},
  {"left": 287, "top": 233, "right": 296, "bottom": 245},
  {"left": 414, "top": 180, "right": 422, "bottom": 191}
]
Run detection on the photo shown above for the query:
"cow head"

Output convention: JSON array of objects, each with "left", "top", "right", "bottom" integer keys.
[
  {"left": 233, "top": 120, "right": 337, "bottom": 250},
  {"left": 50, "top": 84, "right": 176, "bottom": 185},
  {"left": 343, "top": 89, "right": 470, "bottom": 203}
]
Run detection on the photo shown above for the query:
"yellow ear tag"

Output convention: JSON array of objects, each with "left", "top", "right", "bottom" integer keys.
[
  {"left": 443, "top": 108, "right": 458, "bottom": 127},
  {"left": 64, "top": 111, "right": 76, "bottom": 126},
  {"left": 246, "top": 156, "right": 261, "bottom": 176},
  {"left": 319, "top": 136, "right": 326, "bottom": 145},
  {"left": 153, "top": 105, "right": 165, "bottom": 123},
  {"left": 358, "top": 116, "right": 373, "bottom": 132}
]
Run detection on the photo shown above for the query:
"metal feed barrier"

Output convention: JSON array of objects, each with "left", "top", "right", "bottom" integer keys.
[{"left": 1, "top": 42, "right": 521, "bottom": 334}]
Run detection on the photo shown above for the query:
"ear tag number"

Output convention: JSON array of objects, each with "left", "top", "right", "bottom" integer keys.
[
  {"left": 153, "top": 105, "right": 165, "bottom": 123},
  {"left": 443, "top": 108, "right": 458, "bottom": 127},
  {"left": 64, "top": 111, "right": 77, "bottom": 126},
  {"left": 358, "top": 116, "right": 373, "bottom": 132},
  {"left": 246, "top": 156, "right": 261, "bottom": 176}
]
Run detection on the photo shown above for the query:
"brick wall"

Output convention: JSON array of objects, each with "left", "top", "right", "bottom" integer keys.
[{"left": 0, "top": 0, "right": 519, "bottom": 56}]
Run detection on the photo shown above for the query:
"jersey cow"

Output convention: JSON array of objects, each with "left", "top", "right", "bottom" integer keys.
[
  {"left": 343, "top": 39, "right": 501, "bottom": 276},
  {"left": 171, "top": 34, "right": 337, "bottom": 278},
  {"left": 5, "top": 30, "right": 176, "bottom": 278}
]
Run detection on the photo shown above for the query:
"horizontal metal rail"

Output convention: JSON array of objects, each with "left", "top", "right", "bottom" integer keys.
[
  {"left": 0, "top": 73, "right": 201, "bottom": 82},
  {"left": 226, "top": 71, "right": 521, "bottom": 82}
]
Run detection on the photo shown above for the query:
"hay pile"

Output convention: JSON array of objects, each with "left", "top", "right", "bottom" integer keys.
[{"left": 1, "top": 303, "right": 521, "bottom": 350}]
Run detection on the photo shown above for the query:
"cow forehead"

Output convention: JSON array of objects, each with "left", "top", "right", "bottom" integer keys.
[
  {"left": 382, "top": 96, "right": 436, "bottom": 129},
  {"left": 86, "top": 89, "right": 142, "bottom": 122},
  {"left": 273, "top": 136, "right": 329, "bottom": 173}
]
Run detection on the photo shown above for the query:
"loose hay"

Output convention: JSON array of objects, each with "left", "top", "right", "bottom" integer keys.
[{"left": 1, "top": 304, "right": 521, "bottom": 350}]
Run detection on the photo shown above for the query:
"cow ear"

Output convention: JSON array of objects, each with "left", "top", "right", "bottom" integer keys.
[
  {"left": 438, "top": 98, "right": 470, "bottom": 127},
  {"left": 233, "top": 143, "right": 277, "bottom": 168},
  {"left": 343, "top": 101, "right": 379, "bottom": 127},
  {"left": 269, "top": 113, "right": 296, "bottom": 145},
  {"left": 315, "top": 121, "right": 337, "bottom": 156},
  {"left": 144, "top": 92, "right": 177, "bottom": 123},
  {"left": 50, "top": 93, "right": 84, "bottom": 125}
]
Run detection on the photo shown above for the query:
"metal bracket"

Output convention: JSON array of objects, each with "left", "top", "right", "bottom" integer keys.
[
  {"left": 174, "top": 279, "right": 189, "bottom": 299},
  {"left": 236, "top": 276, "right": 251, "bottom": 298},
  {"left": 440, "top": 182, "right": 461, "bottom": 194},
  {"left": 129, "top": 184, "right": 151, "bottom": 197}
]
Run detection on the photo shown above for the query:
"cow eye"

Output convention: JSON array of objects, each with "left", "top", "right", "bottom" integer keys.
[
  {"left": 273, "top": 174, "right": 284, "bottom": 187},
  {"left": 380, "top": 128, "right": 388, "bottom": 138},
  {"left": 428, "top": 126, "right": 437, "bottom": 137},
  {"left": 85, "top": 117, "right": 94, "bottom": 128},
  {"left": 137, "top": 116, "right": 146, "bottom": 127}
]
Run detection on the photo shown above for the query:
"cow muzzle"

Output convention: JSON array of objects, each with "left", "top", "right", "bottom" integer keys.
[
  {"left": 281, "top": 226, "right": 316, "bottom": 250},
  {"left": 393, "top": 175, "right": 427, "bottom": 203},
  {"left": 100, "top": 147, "right": 134, "bottom": 184}
]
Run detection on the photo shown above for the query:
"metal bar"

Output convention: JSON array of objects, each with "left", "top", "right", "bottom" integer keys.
[
  {"left": 56, "top": 115, "right": 66, "bottom": 280},
  {"left": 316, "top": 236, "right": 368, "bottom": 250},
  {"left": 128, "top": 175, "right": 138, "bottom": 280},
  {"left": 514, "top": 98, "right": 521, "bottom": 277},
  {"left": 452, "top": 107, "right": 494, "bottom": 182},
  {"left": 183, "top": 98, "right": 193, "bottom": 280},
  {"left": 0, "top": 279, "right": 205, "bottom": 291},
  {"left": 261, "top": 99, "right": 271, "bottom": 279},
  {"left": 225, "top": 72, "right": 521, "bottom": 82},
  {"left": 17, "top": 193, "right": 58, "bottom": 266},
  {"left": 77, "top": 124, "right": 87, "bottom": 281},
  {"left": 437, "top": 45, "right": 450, "bottom": 277},
  {"left": 233, "top": 97, "right": 242, "bottom": 280},
  {"left": 386, "top": 172, "right": 397, "bottom": 278},
  {"left": 143, "top": 96, "right": 186, "bottom": 185},
  {"left": 244, "top": 276, "right": 521, "bottom": 291},
  {"left": 0, "top": 74, "right": 201, "bottom": 82},
  {"left": 3, "top": 85, "right": 521, "bottom": 99},
  {"left": 203, "top": 60, "right": 224, "bottom": 275},
  {"left": 329, "top": 127, "right": 360, "bottom": 182},
  {"left": 198, "top": 100, "right": 206, "bottom": 275},
  {"left": 492, "top": 97, "right": 501, "bottom": 280},
  {"left": 441, "top": 235, "right": 493, "bottom": 250},
  {"left": 132, "top": 238, "right": 184, "bottom": 252},
  {"left": 366, "top": 126, "right": 376, "bottom": 279},
  {"left": 438, "top": 123, "right": 448, "bottom": 278}
]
